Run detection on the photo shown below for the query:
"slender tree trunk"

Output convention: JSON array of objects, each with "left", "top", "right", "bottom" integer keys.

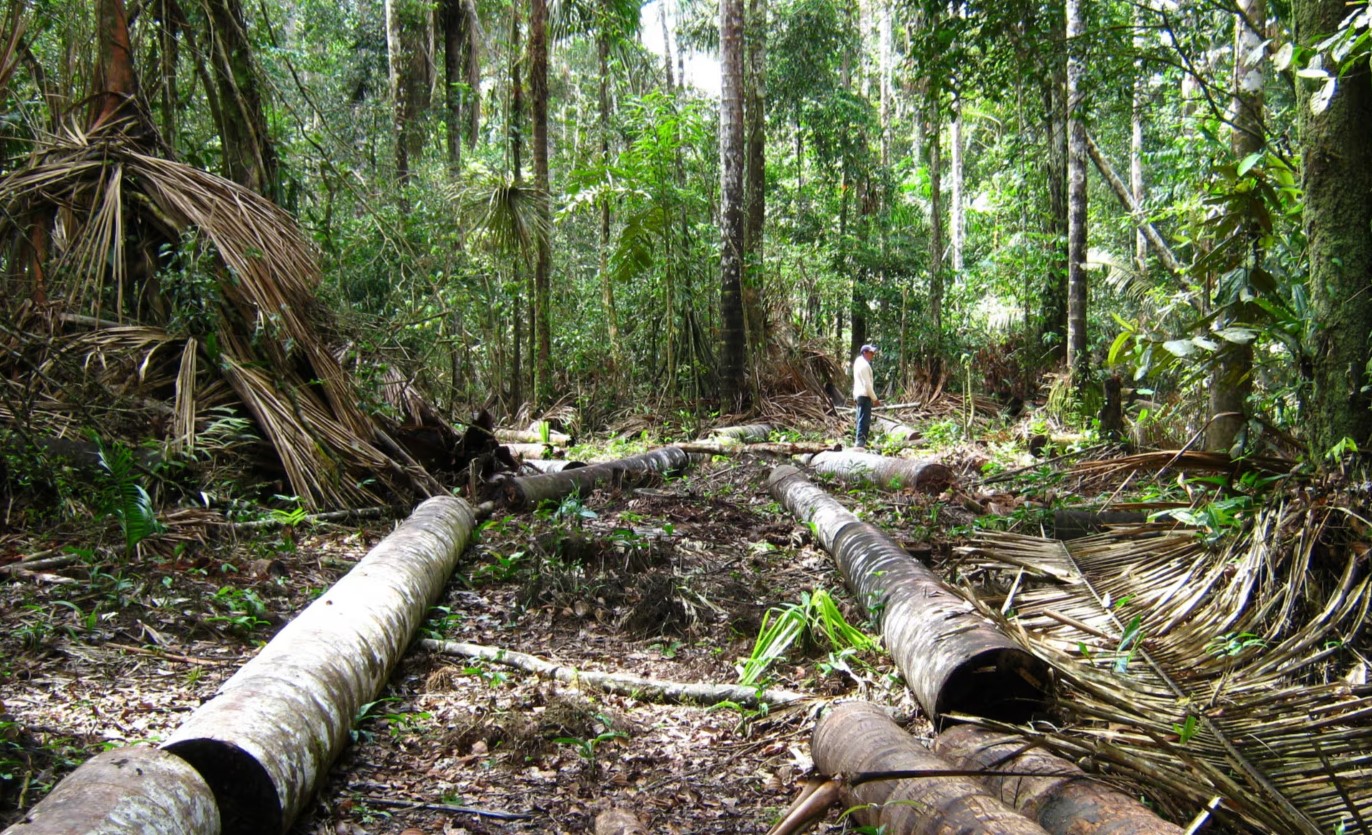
[
  {"left": 1297, "top": 0, "right": 1372, "bottom": 456},
  {"left": 531, "top": 0, "right": 553, "bottom": 409},
  {"left": 598, "top": 31, "right": 620, "bottom": 363},
  {"left": 1207, "top": 0, "right": 1264, "bottom": 453},
  {"left": 203, "top": 0, "right": 279, "bottom": 199},
  {"left": 441, "top": 0, "right": 463, "bottom": 171},
  {"left": 1065, "top": 0, "right": 1089, "bottom": 389},
  {"left": 928, "top": 83, "right": 944, "bottom": 338},
  {"left": 385, "top": 0, "right": 433, "bottom": 187},
  {"left": 509, "top": 6, "right": 525, "bottom": 409},
  {"left": 157, "top": 0, "right": 179, "bottom": 147},
  {"left": 1039, "top": 67, "right": 1068, "bottom": 361},
  {"left": 950, "top": 101, "right": 964, "bottom": 272},
  {"left": 92, "top": 0, "right": 139, "bottom": 130},
  {"left": 743, "top": 0, "right": 768, "bottom": 358},
  {"left": 1131, "top": 4, "right": 1147, "bottom": 271},
  {"left": 719, "top": 0, "right": 748, "bottom": 410},
  {"left": 658, "top": 0, "right": 675, "bottom": 88}
]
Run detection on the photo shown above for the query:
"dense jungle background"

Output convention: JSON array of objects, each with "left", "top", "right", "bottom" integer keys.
[{"left": 2, "top": 0, "right": 1372, "bottom": 831}]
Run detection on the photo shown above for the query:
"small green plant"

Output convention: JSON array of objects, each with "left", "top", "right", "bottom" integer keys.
[
  {"left": 738, "top": 589, "right": 879, "bottom": 687},
  {"left": 1206, "top": 631, "right": 1267, "bottom": 657},
  {"left": 207, "top": 586, "right": 270, "bottom": 634},
  {"left": 94, "top": 436, "right": 165, "bottom": 554},
  {"left": 1113, "top": 615, "right": 1145, "bottom": 674},
  {"left": 554, "top": 714, "right": 627, "bottom": 773},
  {"left": 1173, "top": 713, "right": 1200, "bottom": 744}
]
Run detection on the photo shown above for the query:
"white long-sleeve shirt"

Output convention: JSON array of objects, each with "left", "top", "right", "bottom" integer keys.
[{"left": 852, "top": 354, "right": 876, "bottom": 400}]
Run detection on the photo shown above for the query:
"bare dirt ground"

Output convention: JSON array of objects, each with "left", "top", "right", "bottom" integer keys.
[{"left": 1, "top": 454, "right": 961, "bottom": 834}]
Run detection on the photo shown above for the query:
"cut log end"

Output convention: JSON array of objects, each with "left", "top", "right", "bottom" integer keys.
[
  {"left": 159, "top": 739, "right": 279, "bottom": 835},
  {"left": 936, "top": 648, "right": 1053, "bottom": 724}
]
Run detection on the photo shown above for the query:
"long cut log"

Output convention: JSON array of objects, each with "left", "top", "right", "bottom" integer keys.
[
  {"left": 1, "top": 746, "right": 219, "bottom": 835},
  {"left": 521, "top": 458, "right": 586, "bottom": 474},
  {"left": 161, "top": 496, "right": 476, "bottom": 835},
  {"left": 933, "top": 725, "right": 1184, "bottom": 834},
  {"left": 811, "top": 702, "right": 1049, "bottom": 834},
  {"left": 675, "top": 440, "right": 839, "bottom": 456},
  {"left": 769, "top": 466, "right": 1050, "bottom": 722},
  {"left": 874, "top": 415, "right": 920, "bottom": 441},
  {"left": 496, "top": 423, "right": 572, "bottom": 445},
  {"left": 807, "top": 449, "right": 953, "bottom": 492},
  {"left": 502, "top": 447, "right": 692, "bottom": 509},
  {"left": 707, "top": 423, "right": 773, "bottom": 442}
]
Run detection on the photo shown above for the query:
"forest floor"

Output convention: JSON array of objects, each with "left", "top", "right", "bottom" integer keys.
[{"left": 0, "top": 428, "right": 1031, "bottom": 834}]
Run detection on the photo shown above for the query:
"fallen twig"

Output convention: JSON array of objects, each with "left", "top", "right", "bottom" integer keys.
[
  {"left": 421, "top": 638, "right": 810, "bottom": 708},
  {"left": 351, "top": 795, "right": 532, "bottom": 821}
]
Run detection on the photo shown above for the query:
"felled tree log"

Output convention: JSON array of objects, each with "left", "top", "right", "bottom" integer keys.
[
  {"left": 769, "top": 466, "right": 1050, "bottom": 722},
  {"left": 707, "top": 423, "right": 774, "bottom": 442},
  {"left": 522, "top": 458, "right": 586, "bottom": 474},
  {"left": 502, "top": 447, "right": 692, "bottom": 509},
  {"left": 806, "top": 449, "right": 953, "bottom": 492},
  {"left": 811, "top": 702, "right": 1049, "bottom": 834},
  {"left": 496, "top": 423, "right": 571, "bottom": 445},
  {"left": 933, "top": 725, "right": 1184, "bottom": 834},
  {"left": 161, "top": 496, "right": 476, "bottom": 835},
  {"left": 675, "top": 440, "right": 840, "bottom": 456},
  {"left": 1, "top": 746, "right": 219, "bottom": 835},
  {"left": 874, "top": 415, "right": 920, "bottom": 441}
]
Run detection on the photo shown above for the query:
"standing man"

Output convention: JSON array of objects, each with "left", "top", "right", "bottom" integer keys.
[{"left": 852, "top": 344, "right": 881, "bottom": 448}]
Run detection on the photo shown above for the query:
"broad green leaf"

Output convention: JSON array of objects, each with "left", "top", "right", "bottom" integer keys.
[
  {"left": 1215, "top": 327, "right": 1257, "bottom": 345},
  {"left": 1273, "top": 42, "right": 1295, "bottom": 71},
  {"left": 1237, "top": 152, "right": 1263, "bottom": 177},
  {"left": 1311, "top": 76, "right": 1338, "bottom": 114},
  {"left": 1163, "top": 339, "right": 1197, "bottom": 357}
]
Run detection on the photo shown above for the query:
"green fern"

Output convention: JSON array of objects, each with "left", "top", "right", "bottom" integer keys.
[{"left": 95, "top": 438, "right": 164, "bottom": 553}]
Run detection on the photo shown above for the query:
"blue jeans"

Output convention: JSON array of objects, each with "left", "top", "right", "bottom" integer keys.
[{"left": 855, "top": 397, "right": 873, "bottom": 448}]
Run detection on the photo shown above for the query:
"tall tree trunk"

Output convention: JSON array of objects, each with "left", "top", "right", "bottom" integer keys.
[
  {"left": 658, "top": 0, "right": 675, "bottom": 88},
  {"left": 531, "top": 0, "right": 553, "bottom": 409},
  {"left": 386, "top": 0, "right": 433, "bottom": 187},
  {"left": 928, "top": 83, "right": 944, "bottom": 339},
  {"left": 743, "top": 0, "right": 768, "bottom": 358},
  {"left": 203, "top": 0, "right": 279, "bottom": 198},
  {"left": 598, "top": 30, "right": 620, "bottom": 364},
  {"left": 440, "top": 0, "right": 465, "bottom": 171},
  {"left": 157, "top": 0, "right": 180, "bottom": 147},
  {"left": 509, "top": 6, "right": 525, "bottom": 409},
  {"left": 1039, "top": 69, "right": 1069, "bottom": 361},
  {"left": 719, "top": 0, "right": 748, "bottom": 411},
  {"left": 1207, "top": 0, "right": 1264, "bottom": 453},
  {"left": 1130, "top": 4, "right": 1146, "bottom": 272},
  {"left": 1298, "top": 0, "right": 1372, "bottom": 456},
  {"left": 92, "top": 0, "right": 140, "bottom": 131},
  {"left": 950, "top": 101, "right": 964, "bottom": 272},
  {"left": 1065, "top": 0, "right": 1089, "bottom": 390}
]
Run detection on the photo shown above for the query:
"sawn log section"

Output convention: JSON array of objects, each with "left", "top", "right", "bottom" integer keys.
[
  {"left": 811, "top": 701, "right": 1049, "bottom": 834},
  {"left": 804, "top": 449, "right": 953, "bottom": 492},
  {"left": 161, "top": 496, "right": 477, "bottom": 835},
  {"left": 768, "top": 465, "right": 1050, "bottom": 722}
]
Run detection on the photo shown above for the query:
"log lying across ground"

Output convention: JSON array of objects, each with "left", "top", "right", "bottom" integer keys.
[
  {"left": 811, "top": 702, "right": 1049, "bottom": 834},
  {"left": 1, "top": 746, "right": 219, "bottom": 835},
  {"left": 874, "top": 415, "right": 920, "bottom": 441},
  {"left": 162, "top": 496, "right": 477, "bottom": 835},
  {"left": 933, "top": 725, "right": 1184, "bottom": 834},
  {"left": 675, "top": 440, "right": 840, "bottom": 456},
  {"left": 769, "top": 466, "right": 1051, "bottom": 722},
  {"left": 501, "top": 447, "right": 693, "bottom": 509},
  {"left": 706, "top": 423, "right": 774, "bottom": 442},
  {"left": 496, "top": 423, "right": 572, "bottom": 445},
  {"left": 521, "top": 458, "right": 586, "bottom": 474},
  {"left": 805, "top": 449, "right": 954, "bottom": 492}
]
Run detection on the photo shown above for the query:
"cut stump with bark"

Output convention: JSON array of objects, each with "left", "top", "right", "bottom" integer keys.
[
  {"left": 811, "top": 701, "right": 1049, "bottom": 834},
  {"left": 769, "top": 465, "right": 1051, "bottom": 722},
  {"left": 806, "top": 449, "right": 953, "bottom": 492},
  {"left": 933, "top": 725, "right": 1184, "bottom": 834},
  {"left": 502, "top": 447, "right": 693, "bottom": 509},
  {"left": 0, "top": 746, "right": 219, "bottom": 835},
  {"left": 161, "top": 496, "right": 477, "bottom": 835}
]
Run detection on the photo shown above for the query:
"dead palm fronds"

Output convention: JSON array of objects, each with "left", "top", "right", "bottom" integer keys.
[
  {"left": 0, "top": 129, "right": 439, "bottom": 509},
  {"left": 1071, "top": 450, "right": 1296, "bottom": 485},
  {"left": 956, "top": 501, "right": 1372, "bottom": 833}
]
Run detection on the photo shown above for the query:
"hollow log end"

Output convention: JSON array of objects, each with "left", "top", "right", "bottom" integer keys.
[
  {"left": 935, "top": 647, "right": 1053, "bottom": 724},
  {"left": 161, "top": 738, "right": 282, "bottom": 835}
]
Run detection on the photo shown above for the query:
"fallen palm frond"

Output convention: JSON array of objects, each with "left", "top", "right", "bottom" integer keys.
[
  {"left": 1071, "top": 450, "right": 1296, "bottom": 486},
  {"left": 957, "top": 498, "right": 1372, "bottom": 833},
  {"left": 0, "top": 130, "right": 440, "bottom": 509}
]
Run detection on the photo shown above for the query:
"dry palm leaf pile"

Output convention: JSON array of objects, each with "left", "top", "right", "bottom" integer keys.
[
  {"left": 955, "top": 478, "right": 1372, "bottom": 833},
  {"left": 0, "top": 126, "right": 443, "bottom": 511}
]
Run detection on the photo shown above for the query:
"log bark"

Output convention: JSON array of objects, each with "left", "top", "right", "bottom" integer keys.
[
  {"left": 505, "top": 442, "right": 556, "bottom": 459},
  {"left": 496, "top": 424, "right": 571, "bottom": 445},
  {"left": 707, "top": 423, "right": 773, "bottom": 442},
  {"left": 806, "top": 450, "right": 953, "bottom": 493},
  {"left": 933, "top": 725, "right": 1184, "bottom": 834},
  {"left": 811, "top": 702, "right": 1049, "bottom": 834},
  {"left": 502, "top": 447, "right": 692, "bottom": 509},
  {"left": 421, "top": 638, "right": 807, "bottom": 708},
  {"left": 161, "top": 496, "right": 476, "bottom": 835},
  {"left": 675, "top": 440, "right": 839, "bottom": 456},
  {"left": 1, "top": 746, "right": 219, "bottom": 835},
  {"left": 769, "top": 466, "right": 1050, "bottom": 722},
  {"left": 875, "top": 415, "right": 920, "bottom": 441},
  {"left": 521, "top": 458, "right": 586, "bottom": 474}
]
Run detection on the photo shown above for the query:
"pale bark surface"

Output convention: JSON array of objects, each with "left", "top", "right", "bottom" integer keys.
[
  {"left": 708, "top": 423, "right": 774, "bottom": 442},
  {"left": 769, "top": 466, "right": 1051, "bottom": 720},
  {"left": 1065, "top": 0, "right": 1088, "bottom": 388},
  {"left": 719, "top": 0, "right": 748, "bottom": 409},
  {"left": 162, "top": 496, "right": 477, "bottom": 835},
  {"left": 0, "top": 747, "right": 219, "bottom": 835},
  {"left": 933, "top": 725, "right": 1185, "bottom": 834},
  {"left": 503, "top": 447, "right": 693, "bottom": 508},
  {"left": 811, "top": 702, "right": 1049, "bottom": 834},
  {"left": 806, "top": 449, "right": 953, "bottom": 493}
]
